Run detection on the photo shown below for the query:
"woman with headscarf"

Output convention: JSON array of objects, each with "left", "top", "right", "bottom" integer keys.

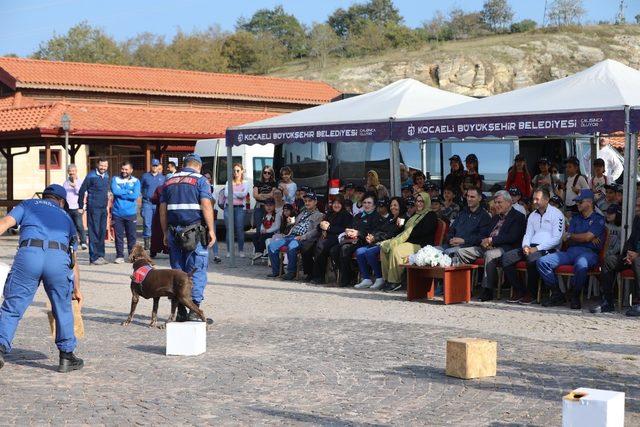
[
  {"left": 380, "top": 192, "right": 438, "bottom": 291},
  {"left": 366, "top": 170, "right": 389, "bottom": 200}
]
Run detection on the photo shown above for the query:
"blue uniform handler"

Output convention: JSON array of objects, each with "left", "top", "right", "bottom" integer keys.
[
  {"left": 0, "top": 184, "right": 84, "bottom": 373},
  {"left": 159, "top": 154, "right": 215, "bottom": 321}
]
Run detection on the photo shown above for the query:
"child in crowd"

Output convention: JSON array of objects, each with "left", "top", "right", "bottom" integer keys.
[
  {"left": 412, "top": 171, "right": 427, "bottom": 194},
  {"left": 294, "top": 186, "right": 309, "bottom": 213},
  {"left": 352, "top": 186, "right": 366, "bottom": 215},
  {"left": 531, "top": 157, "right": 557, "bottom": 196},
  {"left": 562, "top": 156, "right": 590, "bottom": 213},
  {"left": 278, "top": 166, "right": 297, "bottom": 204},
  {"left": 377, "top": 198, "right": 391, "bottom": 219},
  {"left": 252, "top": 198, "right": 281, "bottom": 260},
  {"left": 401, "top": 184, "right": 413, "bottom": 200},
  {"left": 405, "top": 196, "right": 417, "bottom": 217},
  {"left": 599, "top": 184, "right": 618, "bottom": 213},
  {"left": 344, "top": 183, "right": 357, "bottom": 204},
  {"left": 591, "top": 158, "right": 610, "bottom": 209},
  {"left": 602, "top": 204, "right": 622, "bottom": 274},
  {"left": 430, "top": 196, "right": 444, "bottom": 221},
  {"left": 441, "top": 186, "right": 460, "bottom": 224},
  {"left": 425, "top": 181, "right": 440, "bottom": 201},
  {"left": 508, "top": 187, "right": 527, "bottom": 215},
  {"left": 505, "top": 154, "right": 532, "bottom": 199}
]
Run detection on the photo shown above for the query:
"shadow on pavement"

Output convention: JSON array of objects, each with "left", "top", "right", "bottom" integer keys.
[
  {"left": 128, "top": 344, "right": 165, "bottom": 355},
  {"left": 7, "top": 348, "right": 57, "bottom": 372}
]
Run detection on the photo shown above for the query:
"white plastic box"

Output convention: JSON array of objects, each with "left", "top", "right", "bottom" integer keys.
[
  {"left": 0, "top": 262, "right": 10, "bottom": 298},
  {"left": 563, "top": 387, "right": 625, "bottom": 427},
  {"left": 166, "top": 321, "right": 207, "bottom": 356}
]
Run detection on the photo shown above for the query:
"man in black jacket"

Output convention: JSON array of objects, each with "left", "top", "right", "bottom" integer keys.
[
  {"left": 592, "top": 197, "right": 640, "bottom": 315},
  {"left": 456, "top": 190, "right": 526, "bottom": 301},
  {"left": 440, "top": 188, "right": 491, "bottom": 255}
]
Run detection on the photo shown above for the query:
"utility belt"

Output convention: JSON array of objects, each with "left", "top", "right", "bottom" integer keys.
[
  {"left": 169, "top": 223, "right": 209, "bottom": 251},
  {"left": 20, "top": 238, "right": 74, "bottom": 268}
]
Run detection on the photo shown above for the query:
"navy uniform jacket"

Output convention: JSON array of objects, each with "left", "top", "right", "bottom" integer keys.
[
  {"left": 160, "top": 168, "right": 212, "bottom": 227},
  {"left": 568, "top": 211, "right": 606, "bottom": 253},
  {"left": 140, "top": 172, "right": 166, "bottom": 202},
  {"left": 78, "top": 169, "right": 110, "bottom": 210}
]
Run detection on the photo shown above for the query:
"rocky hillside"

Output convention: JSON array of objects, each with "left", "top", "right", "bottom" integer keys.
[{"left": 271, "top": 25, "right": 640, "bottom": 96}]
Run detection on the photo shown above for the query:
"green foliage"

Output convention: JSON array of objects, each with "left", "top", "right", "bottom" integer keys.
[
  {"left": 237, "top": 6, "right": 307, "bottom": 58},
  {"left": 546, "top": 0, "right": 586, "bottom": 27},
  {"left": 510, "top": 19, "right": 537, "bottom": 33},
  {"left": 33, "top": 22, "right": 126, "bottom": 64},
  {"left": 481, "top": 0, "right": 514, "bottom": 31},
  {"left": 308, "top": 23, "right": 342, "bottom": 69},
  {"left": 221, "top": 31, "right": 285, "bottom": 74},
  {"left": 328, "top": 0, "right": 402, "bottom": 37},
  {"left": 448, "top": 9, "right": 491, "bottom": 39}
]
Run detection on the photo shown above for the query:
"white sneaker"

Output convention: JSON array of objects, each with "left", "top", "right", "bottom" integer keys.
[
  {"left": 370, "top": 278, "right": 386, "bottom": 290},
  {"left": 226, "top": 253, "right": 230, "bottom": 258},
  {"left": 114, "top": 257, "right": 125, "bottom": 264},
  {"left": 239, "top": 252, "right": 246, "bottom": 258},
  {"left": 252, "top": 253, "right": 263, "bottom": 261},
  {"left": 355, "top": 279, "right": 373, "bottom": 289}
]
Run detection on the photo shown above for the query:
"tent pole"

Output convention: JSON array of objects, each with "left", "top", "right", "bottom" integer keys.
[
  {"left": 621, "top": 106, "right": 633, "bottom": 249},
  {"left": 391, "top": 140, "right": 401, "bottom": 197},
  {"left": 589, "top": 136, "right": 597, "bottom": 180},
  {"left": 439, "top": 139, "right": 445, "bottom": 191},
  {"left": 226, "top": 144, "right": 236, "bottom": 268},
  {"left": 420, "top": 141, "right": 427, "bottom": 176}
]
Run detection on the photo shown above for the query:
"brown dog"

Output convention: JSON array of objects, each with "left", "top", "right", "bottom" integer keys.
[{"left": 122, "top": 244, "right": 206, "bottom": 328}]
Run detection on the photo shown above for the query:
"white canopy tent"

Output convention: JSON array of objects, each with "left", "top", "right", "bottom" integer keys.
[
  {"left": 394, "top": 59, "right": 640, "bottom": 244},
  {"left": 224, "top": 78, "right": 473, "bottom": 265}
]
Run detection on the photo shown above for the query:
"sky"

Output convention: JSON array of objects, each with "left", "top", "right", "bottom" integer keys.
[{"left": 2, "top": 0, "right": 640, "bottom": 57}]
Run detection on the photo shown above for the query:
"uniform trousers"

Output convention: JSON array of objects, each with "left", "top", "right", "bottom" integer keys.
[
  {"left": 537, "top": 246, "right": 599, "bottom": 293},
  {"left": 86, "top": 207, "right": 106, "bottom": 262},
  {"left": 167, "top": 230, "right": 208, "bottom": 304},
  {"left": 141, "top": 201, "right": 155, "bottom": 239}
]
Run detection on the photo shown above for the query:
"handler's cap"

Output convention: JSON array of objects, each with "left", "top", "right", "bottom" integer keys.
[
  {"left": 607, "top": 204, "right": 622, "bottom": 215},
  {"left": 42, "top": 184, "right": 69, "bottom": 209},
  {"left": 151, "top": 158, "right": 160, "bottom": 166},
  {"left": 303, "top": 191, "right": 317, "bottom": 200},
  {"left": 574, "top": 189, "right": 595, "bottom": 202},
  {"left": 183, "top": 153, "right": 202, "bottom": 164},
  {"left": 564, "top": 156, "right": 580, "bottom": 166}
]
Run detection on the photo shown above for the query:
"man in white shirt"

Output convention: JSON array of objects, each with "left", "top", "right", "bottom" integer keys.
[{"left": 502, "top": 188, "right": 565, "bottom": 304}]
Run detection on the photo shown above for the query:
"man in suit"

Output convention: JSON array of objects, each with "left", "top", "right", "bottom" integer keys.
[
  {"left": 592, "top": 197, "right": 640, "bottom": 315},
  {"left": 456, "top": 190, "right": 527, "bottom": 302}
]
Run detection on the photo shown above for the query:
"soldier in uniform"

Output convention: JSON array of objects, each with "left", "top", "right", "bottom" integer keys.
[
  {"left": 159, "top": 154, "right": 215, "bottom": 321},
  {"left": 0, "top": 184, "right": 84, "bottom": 372}
]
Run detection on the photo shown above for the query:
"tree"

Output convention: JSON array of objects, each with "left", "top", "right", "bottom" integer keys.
[
  {"left": 251, "top": 32, "right": 287, "bottom": 74},
  {"left": 33, "top": 22, "right": 126, "bottom": 64},
  {"left": 420, "top": 11, "right": 451, "bottom": 41},
  {"left": 327, "top": 0, "right": 402, "bottom": 37},
  {"left": 635, "top": 13, "right": 640, "bottom": 24},
  {"left": 123, "top": 32, "right": 169, "bottom": 68},
  {"left": 164, "top": 27, "right": 228, "bottom": 72},
  {"left": 448, "top": 9, "right": 490, "bottom": 39},
  {"left": 510, "top": 19, "right": 537, "bottom": 33},
  {"left": 221, "top": 31, "right": 257, "bottom": 73},
  {"left": 481, "top": 0, "right": 514, "bottom": 31},
  {"left": 308, "top": 23, "right": 341, "bottom": 68},
  {"left": 238, "top": 6, "right": 307, "bottom": 58},
  {"left": 546, "top": 0, "right": 586, "bottom": 26}
]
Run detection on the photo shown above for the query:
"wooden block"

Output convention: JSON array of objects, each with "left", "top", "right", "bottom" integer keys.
[
  {"left": 446, "top": 338, "right": 497, "bottom": 379},
  {"left": 46, "top": 300, "right": 85, "bottom": 339}
]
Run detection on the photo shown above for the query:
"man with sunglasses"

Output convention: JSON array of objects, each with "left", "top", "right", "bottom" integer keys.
[{"left": 537, "top": 189, "right": 605, "bottom": 310}]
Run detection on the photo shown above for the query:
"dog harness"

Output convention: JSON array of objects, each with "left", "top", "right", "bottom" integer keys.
[{"left": 132, "top": 264, "right": 153, "bottom": 284}]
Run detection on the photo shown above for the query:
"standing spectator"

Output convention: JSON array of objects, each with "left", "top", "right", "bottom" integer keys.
[
  {"left": 252, "top": 198, "right": 280, "bottom": 259},
  {"left": 356, "top": 197, "right": 406, "bottom": 290},
  {"left": 399, "top": 163, "right": 413, "bottom": 187},
  {"left": 380, "top": 192, "right": 437, "bottom": 291},
  {"left": 538, "top": 189, "right": 605, "bottom": 310},
  {"left": 63, "top": 163, "right": 87, "bottom": 250},
  {"left": 440, "top": 188, "right": 492, "bottom": 256},
  {"left": 203, "top": 171, "right": 220, "bottom": 264},
  {"left": 412, "top": 171, "right": 427, "bottom": 194},
  {"left": 149, "top": 185, "right": 168, "bottom": 258},
  {"left": 592, "top": 199, "right": 640, "bottom": 315},
  {"left": 310, "top": 195, "right": 353, "bottom": 284},
  {"left": 562, "top": 156, "right": 590, "bottom": 214},
  {"left": 591, "top": 158, "right": 610, "bottom": 211},
  {"left": 598, "top": 136, "right": 623, "bottom": 182},
  {"left": 441, "top": 186, "right": 460, "bottom": 224},
  {"left": 140, "top": 159, "right": 165, "bottom": 251},
  {"left": 532, "top": 157, "right": 557, "bottom": 196},
  {"left": 464, "top": 154, "right": 483, "bottom": 191},
  {"left": 366, "top": 170, "right": 389, "bottom": 200},
  {"left": 508, "top": 187, "right": 527, "bottom": 215},
  {"left": 502, "top": 188, "right": 565, "bottom": 304},
  {"left": 220, "top": 163, "right": 251, "bottom": 258},
  {"left": 505, "top": 154, "right": 532, "bottom": 199},
  {"left": 455, "top": 191, "right": 526, "bottom": 302},
  {"left": 444, "top": 155, "right": 465, "bottom": 196},
  {"left": 111, "top": 161, "right": 141, "bottom": 264},
  {"left": 267, "top": 192, "right": 323, "bottom": 281},
  {"left": 253, "top": 165, "right": 277, "bottom": 228},
  {"left": 333, "top": 193, "right": 383, "bottom": 287},
  {"left": 78, "top": 158, "right": 110, "bottom": 265},
  {"left": 278, "top": 166, "right": 297, "bottom": 204},
  {"left": 166, "top": 161, "right": 177, "bottom": 178}
]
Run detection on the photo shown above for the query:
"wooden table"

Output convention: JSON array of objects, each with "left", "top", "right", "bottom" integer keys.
[{"left": 403, "top": 264, "right": 478, "bottom": 304}]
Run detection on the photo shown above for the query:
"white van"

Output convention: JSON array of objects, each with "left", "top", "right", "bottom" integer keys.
[{"left": 194, "top": 138, "right": 274, "bottom": 229}]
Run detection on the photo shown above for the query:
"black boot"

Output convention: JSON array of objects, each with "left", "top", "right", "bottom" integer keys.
[
  {"left": 0, "top": 345, "right": 5, "bottom": 370},
  {"left": 590, "top": 298, "right": 614, "bottom": 313},
  {"left": 479, "top": 287, "right": 494, "bottom": 302},
  {"left": 144, "top": 238, "right": 150, "bottom": 251},
  {"left": 176, "top": 304, "right": 188, "bottom": 322},
  {"left": 188, "top": 302, "right": 202, "bottom": 322},
  {"left": 58, "top": 351, "right": 84, "bottom": 373}
]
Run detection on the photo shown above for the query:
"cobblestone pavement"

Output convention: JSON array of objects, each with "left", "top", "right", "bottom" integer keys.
[{"left": 0, "top": 235, "right": 639, "bottom": 425}]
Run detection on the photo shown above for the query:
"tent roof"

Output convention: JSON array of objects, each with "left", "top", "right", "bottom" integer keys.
[
  {"left": 232, "top": 78, "right": 472, "bottom": 129},
  {"left": 394, "top": 60, "right": 640, "bottom": 140}
]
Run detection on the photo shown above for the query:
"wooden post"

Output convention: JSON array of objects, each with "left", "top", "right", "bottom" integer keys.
[
  {"left": 45, "top": 142, "right": 51, "bottom": 186},
  {"left": 5, "top": 147, "right": 13, "bottom": 201},
  {"left": 145, "top": 143, "right": 151, "bottom": 171},
  {"left": 155, "top": 142, "right": 162, "bottom": 162}
]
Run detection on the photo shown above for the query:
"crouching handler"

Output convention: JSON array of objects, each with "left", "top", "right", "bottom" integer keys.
[
  {"left": 0, "top": 184, "right": 83, "bottom": 372},
  {"left": 159, "top": 154, "right": 215, "bottom": 322}
]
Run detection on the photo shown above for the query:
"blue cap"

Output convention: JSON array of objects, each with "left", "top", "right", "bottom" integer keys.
[
  {"left": 151, "top": 158, "right": 160, "bottom": 166},
  {"left": 303, "top": 192, "right": 317, "bottom": 200},
  {"left": 574, "top": 189, "right": 595, "bottom": 202},
  {"left": 607, "top": 204, "right": 622, "bottom": 214},
  {"left": 183, "top": 153, "right": 202, "bottom": 164},
  {"left": 43, "top": 184, "right": 67, "bottom": 200}
]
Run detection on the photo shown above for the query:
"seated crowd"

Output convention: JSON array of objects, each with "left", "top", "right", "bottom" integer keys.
[{"left": 245, "top": 149, "right": 639, "bottom": 316}]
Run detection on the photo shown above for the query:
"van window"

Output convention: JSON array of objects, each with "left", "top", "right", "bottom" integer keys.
[
  {"left": 442, "top": 140, "right": 515, "bottom": 190},
  {"left": 216, "top": 156, "right": 243, "bottom": 185},
  {"left": 252, "top": 157, "right": 274, "bottom": 182},
  {"left": 331, "top": 142, "right": 390, "bottom": 186}
]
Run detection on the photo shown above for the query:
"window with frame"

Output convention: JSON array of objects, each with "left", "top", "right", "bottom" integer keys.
[
  {"left": 252, "top": 157, "right": 274, "bottom": 182},
  {"left": 39, "top": 149, "right": 62, "bottom": 170}
]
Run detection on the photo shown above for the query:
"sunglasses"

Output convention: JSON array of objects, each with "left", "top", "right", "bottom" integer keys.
[{"left": 263, "top": 171, "right": 272, "bottom": 175}]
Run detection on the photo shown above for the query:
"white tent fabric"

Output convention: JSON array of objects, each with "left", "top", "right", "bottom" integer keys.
[
  {"left": 232, "top": 78, "right": 472, "bottom": 129},
  {"left": 408, "top": 59, "right": 640, "bottom": 120}
]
